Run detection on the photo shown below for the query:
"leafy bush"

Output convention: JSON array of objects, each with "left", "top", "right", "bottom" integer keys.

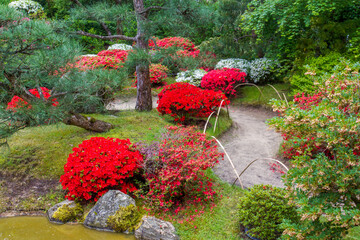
[
  {"left": 201, "top": 68, "right": 246, "bottom": 96},
  {"left": 136, "top": 126, "right": 223, "bottom": 211},
  {"left": 268, "top": 66, "right": 360, "bottom": 239},
  {"left": 149, "top": 36, "right": 197, "bottom": 52},
  {"left": 215, "top": 58, "right": 250, "bottom": 75},
  {"left": 157, "top": 82, "right": 229, "bottom": 122},
  {"left": 249, "top": 58, "right": 279, "bottom": 84},
  {"left": 107, "top": 44, "right": 133, "bottom": 51},
  {"left": 60, "top": 137, "right": 143, "bottom": 202},
  {"left": 289, "top": 52, "right": 346, "bottom": 94},
  {"left": 238, "top": 185, "right": 298, "bottom": 240},
  {"left": 149, "top": 64, "right": 168, "bottom": 86},
  {"left": 8, "top": 0, "right": 43, "bottom": 14},
  {"left": 74, "top": 49, "right": 130, "bottom": 70},
  {"left": 175, "top": 69, "right": 207, "bottom": 86}
]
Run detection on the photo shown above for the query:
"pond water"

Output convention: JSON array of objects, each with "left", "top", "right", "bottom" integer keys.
[{"left": 0, "top": 216, "right": 136, "bottom": 240}]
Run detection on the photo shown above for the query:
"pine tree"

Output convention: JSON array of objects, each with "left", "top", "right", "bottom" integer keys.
[{"left": 0, "top": 6, "right": 126, "bottom": 141}]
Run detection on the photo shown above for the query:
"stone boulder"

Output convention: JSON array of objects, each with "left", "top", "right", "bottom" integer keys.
[
  {"left": 135, "top": 216, "right": 179, "bottom": 240},
  {"left": 47, "top": 200, "right": 82, "bottom": 224},
  {"left": 83, "top": 190, "right": 135, "bottom": 232}
]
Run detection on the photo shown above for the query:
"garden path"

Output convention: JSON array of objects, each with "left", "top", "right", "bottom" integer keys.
[
  {"left": 214, "top": 106, "right": 285, "bottom": 189},
  {"left": 107, "top": 98, "right": 284, "bottom": 188}
]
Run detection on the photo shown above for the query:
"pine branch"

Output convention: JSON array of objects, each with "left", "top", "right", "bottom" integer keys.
[
  {"left": 75, "top": 30, "right": 136, "bottom": 41},
  {"left": 70, "top": 0, "right": 113, "bottom": 36},
  {"left": 139, "top": 6, "right": 166, "bottom": 14}
]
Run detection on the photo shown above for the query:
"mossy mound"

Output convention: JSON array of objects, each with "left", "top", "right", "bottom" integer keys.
[
  {"left": 53, "top": 202, "right": 83, "bottom": 223},
  {"left": 107, "top": 204, "right": 142, "bottom": 232}
]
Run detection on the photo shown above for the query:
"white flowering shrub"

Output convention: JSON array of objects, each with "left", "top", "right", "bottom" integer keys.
[
  {"left": 175, "top": 69, "right": 207, "bottom": 86},
  {"left": 107, "top": 44, "right": 133, "bottom": 51},
  {"left": 8, "top": 0, "right": 43, "bottom": 14},
  {"left": 249, "top": 58, "right": 279, "bottom": 84},
  {"left": 215, "top": 58, "right": 250, "bottom": 74}
]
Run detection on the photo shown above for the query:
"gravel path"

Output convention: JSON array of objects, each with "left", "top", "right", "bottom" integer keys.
[
  {"left": 214, "top": 105, "right": 284, "bottom": 188},
  {"left": 107, "top": 98, "right": 285, "bottom": 188}
]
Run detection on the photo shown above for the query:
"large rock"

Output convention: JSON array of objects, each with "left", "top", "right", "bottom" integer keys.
[
  {"left": 47, "top": 200, "right": 80, "bottom": 224},
  {"left": 135, "top": 216, "right": 179, "bottom": 240},
  {"left": 83, "top": 190, "right": 135, "bottom": 231}
]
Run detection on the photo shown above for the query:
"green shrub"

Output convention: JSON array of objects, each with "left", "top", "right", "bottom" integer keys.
[
  {"left": 269, "top": 67, "right": 360, "bottom": 239},
  {"left": 289, "top": 52, "right": 352, "bottom": 94},
  {"left": 107, "top": 204, "right": 142, "bottom": 233},
  {"left": 238, "top": 184, "right": 298, "bottom": 240}
]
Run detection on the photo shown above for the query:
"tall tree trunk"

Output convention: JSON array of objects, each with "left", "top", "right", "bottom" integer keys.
[{"left": 134, "top": 0, "right": 152, "bottom": 111}]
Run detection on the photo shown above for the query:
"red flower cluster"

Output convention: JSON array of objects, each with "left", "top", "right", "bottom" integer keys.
[
  {"left": 60, "top": 137, "right": 143, "bottom": 202},
  {"left": 293, "top": 92, "right": 322, "bottom": 109},
  {"left": 149, "top": 37, "right": 197, "bottom": 52},
  {"left": 139, "top": 126, "right": 223, "bottom": 210},
  {"left": 75, "top": 50, "right": 130, "bottom": 70},
  {"left": 201, "top": 68, "right": 246, "bottom": 96},
  {"left": 135, "top": 64, "right": 169, "bottom": 86},
  {"left": 157, "top": 82, "right": 229, "bottom": 122},
  {"left": 7, "top": 87, "right": 58, "bottom": 110}
]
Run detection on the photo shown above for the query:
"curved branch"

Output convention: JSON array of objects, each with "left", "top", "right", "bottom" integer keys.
[{"left": 75, "top": 31, "right": 136, "bottom": 41}]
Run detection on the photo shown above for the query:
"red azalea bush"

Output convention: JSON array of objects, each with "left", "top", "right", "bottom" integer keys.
[
  {"left": 60, "top": 137, "right": 143, "bottom": 202},
  {"left": 201, "top": 68, "right": 246, "bottom": 96},
  {"left": 157, "top": 82, "right": 229, "bottom": 122},
  {"left": 75, "top": 50, "right": 130, "bottom": 70},
  {"left": 149, "top": 37, "right": 197, "bottom": 52},
  {"left": 135, "top": 64, "right": 169, "bottom": 86},
  {"left": 7, "top": 87, "right": 58, "bottom": 110},
  {"left": 136, "top": 126, "right": 223, "bottom": 211}
]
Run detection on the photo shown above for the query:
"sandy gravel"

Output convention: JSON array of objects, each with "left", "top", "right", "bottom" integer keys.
[{"left": 214, "top": 105, "right": 285, "bottom": 189}]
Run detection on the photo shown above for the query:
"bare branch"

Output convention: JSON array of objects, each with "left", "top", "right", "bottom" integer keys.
[
  {"left": 75, "top": 31, "right": 136, "bottom": 41},
  {"left": 36, "top": 86, "right": 46, "bottom": 101},
  {"left": 70, "top": 0, "right": 113, "bottom": 36}
]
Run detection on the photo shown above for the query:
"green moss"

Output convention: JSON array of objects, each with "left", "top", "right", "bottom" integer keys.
[
  {"left": 53, "top": 202, "right": 83, "bottom": 223},
  {"left": 107, "top": 204, "right": 142, "bottom": 233}
]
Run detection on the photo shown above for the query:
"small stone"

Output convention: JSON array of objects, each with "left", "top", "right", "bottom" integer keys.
[{"left": 135, "top": 216, "right": 179, "bottom": 240}]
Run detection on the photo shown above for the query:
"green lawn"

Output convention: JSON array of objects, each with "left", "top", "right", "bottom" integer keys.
[{"left": 232, "top": 83, "right": 292, "bottom": 108}]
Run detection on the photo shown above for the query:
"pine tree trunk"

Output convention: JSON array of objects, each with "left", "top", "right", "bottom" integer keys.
[
  {"left": 63, "top": 113, "right": 113, "bottom": 132},
  {"left": 134, "top": 0, "right": 152, "bottom": 111}
]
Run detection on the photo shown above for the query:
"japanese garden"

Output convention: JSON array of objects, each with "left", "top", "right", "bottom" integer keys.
[{"left": 0, "top": 0, "right": 359, "bottom": 239}]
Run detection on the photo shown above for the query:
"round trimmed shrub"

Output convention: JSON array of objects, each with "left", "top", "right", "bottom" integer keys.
[
  {"left": 215, "top": 58, "right": 250, "bottom": 75},
  {"left": 8, "top": 0, "right": 43, "bottom": 14},
  {"left": 249, "top": 58, "right": 279, "bottom": 84},
  {"left": 107, "top": 44, "right": 133, "bottom": 51},
  {"left": 175, "top": 69, "right": 207, "bottom": 86},
  {"left": 60, "top": 137, "right": 143, "bottom": 202},
  {"left": 238, "top": 185, "right": 298, "bottom": 240},
  {"left": 201, "top": 68, "right": 246, "bottom": 96},
  {"left": 157, "top": 82, "right": 229, "bottom": 122}
]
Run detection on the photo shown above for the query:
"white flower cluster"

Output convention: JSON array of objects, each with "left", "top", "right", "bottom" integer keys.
[
  {"left": 107, "top": 44, "right": 133, "bottom": 51},
  {"left": 215, "top": 58, "right": 278, "bottom": 84},
  {"left": 249, "top": 58, "right": 278, "bottom": 83},
  {"left": 8, "top": 0, "right": 43, "bottom": 14},
  {"left": 215, "top": 58, "right": 250, "bottom": 74},
  {"left": 175, "top": 69, "right": 207, "bottom": 86}
]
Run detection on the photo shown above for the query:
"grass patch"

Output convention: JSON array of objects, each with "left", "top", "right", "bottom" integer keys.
[
  {"left": 0, "top": 110, "right": 174, "bottom": 179},
  {"left": 173, "top": 170, "right": 244, "bottom": 240},
  {"left": 232, "top": 83, "right": 292, "bottom": 108}
]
